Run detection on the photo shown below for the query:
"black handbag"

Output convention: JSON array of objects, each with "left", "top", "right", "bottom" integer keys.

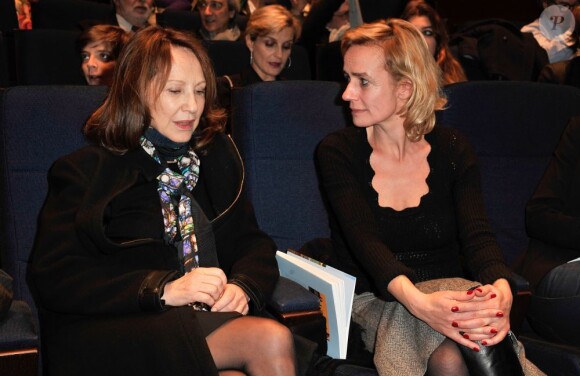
[{"left": 457, "top": 331, "right": 524, "bottom": 376}]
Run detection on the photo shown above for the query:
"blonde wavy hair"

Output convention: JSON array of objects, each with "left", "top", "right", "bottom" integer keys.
[{"left": 341, "top": 19, "right": 447, "bottom": 142}]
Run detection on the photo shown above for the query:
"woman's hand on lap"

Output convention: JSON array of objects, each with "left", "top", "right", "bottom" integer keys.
[
  {"left": 211, "top": 284, "right": 250, "bottom": 314},
  {"left": 162, "top": 267, "right": 227, "bottom": 307}
]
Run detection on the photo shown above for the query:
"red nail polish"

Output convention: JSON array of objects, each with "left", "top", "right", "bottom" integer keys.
[
  {"left": 482, "top": 340, "right": 487, "bottom": 346},
  {"left": 467, "top": 290, "right": 474, "bottom": 295},
  {"left": 452, "top": 321, "right": 459, "bottom": 327},
  {"left": 463, "top": 333, "right": 470, "bottom": 339},
  {"left": 490, "top": 293, "right": 497, "bottom": 299},
  {"left": 476, "top": 288, "right": 483, "bottom": 293},
  {"left": 496, "top": 312, "right": 504, "bottom": 317},
  {"left": 472, "top": 347, "right": 480, "bottom": 352},
  {"left": 451, "top": 306, "right": 459, "bottom": 312},
  {"left": 490, "top": 328, "right": 498, "bottom": 334}
]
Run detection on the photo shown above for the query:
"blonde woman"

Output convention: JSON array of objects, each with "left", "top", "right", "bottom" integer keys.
[
  {"left": 316, "top": 19, "right": 543, "bottom": 375},
  {"left": 217, "top": 5, "right": 302, "bottom": 131}
]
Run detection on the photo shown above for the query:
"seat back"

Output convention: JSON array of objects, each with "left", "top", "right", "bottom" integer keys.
[
  {"left": 31, "top": 0, "right": 113, "bottom": 30},
  {"left": 315, "top": 41, "right": 344, "bottom": 82},
  {"left": 232, "top": 80, "right": 349, "bottom": 251},
  {"left": 14, "top": 29, "right": 84, "bottom": 85},
  {"left": 156, "top": 9, "right": 202, "bottom": 33},
  {"left": 0, "top": 0, "right": 19, "bottom": 33},
  {"left": 0, "top": 86, "right": 107, "bottom": 312},
  {"left": 0, "top": 32, "right": 10, "bottom": 87},
  {"left": 438, "top": 81, "right": 580, "bottom": 265}
]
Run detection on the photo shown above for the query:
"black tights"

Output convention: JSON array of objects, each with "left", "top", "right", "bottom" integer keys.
[
  {"left": 426, "top": 338, "right": 468, "bottom": 376},
  {"left": 207, "top": 316, "right": 296, "bottom": 376}
]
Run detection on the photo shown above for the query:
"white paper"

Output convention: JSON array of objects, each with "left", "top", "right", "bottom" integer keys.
[{"left": 276, "top": 250, "right": 356, "bottom": 359}]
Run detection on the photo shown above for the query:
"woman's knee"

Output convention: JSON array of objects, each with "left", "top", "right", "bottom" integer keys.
[
  {"left": 427, "top": 340, "right": 468, "bottom": 376},
  {"left": 256, "top": 318, "right": 294, "bottom": 354}
]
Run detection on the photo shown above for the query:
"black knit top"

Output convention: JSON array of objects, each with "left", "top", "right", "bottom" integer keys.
[{"left": 316, "top": 125, "right": 512, "bottom": 301}]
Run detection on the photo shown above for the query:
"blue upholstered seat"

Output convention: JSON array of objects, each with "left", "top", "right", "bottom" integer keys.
[
  {"left": 438, "top": 81, "right": 580, "bottom": 375},
  {"left": 232, "top": 80, "right": 350, "bottom": 251},
  {"left": 0, "top": 86, "right": 108, "bottom": 373}
]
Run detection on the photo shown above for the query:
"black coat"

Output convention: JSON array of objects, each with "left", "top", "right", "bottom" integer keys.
[{"left": 29, "top": 133, "right": 279, "bottom": 375}]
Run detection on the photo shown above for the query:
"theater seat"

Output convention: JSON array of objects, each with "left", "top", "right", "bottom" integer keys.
[
  {"left": 13, "top": 29, "right": 84, "bottom": 85},
  {"left": 438, "top": 81, "right": 580, "bottom": 375}
]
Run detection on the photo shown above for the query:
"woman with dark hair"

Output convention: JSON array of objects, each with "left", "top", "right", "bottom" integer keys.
[
  {"left": 77, "top": 24, "right": 129, "bottom": 86},
  {"left": 30, "top": 26, "right": 295, "bottom": 376},
  {"left": 401, "top": 0, "right": 466, "bottom": 85}
]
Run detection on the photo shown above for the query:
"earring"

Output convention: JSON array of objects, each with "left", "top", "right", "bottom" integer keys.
[
  {"left": 250, "top": 50, "right": 253, "bottom": 65},
  {"left": 286, "top": 56, "right": 292, "bottom": 69}
]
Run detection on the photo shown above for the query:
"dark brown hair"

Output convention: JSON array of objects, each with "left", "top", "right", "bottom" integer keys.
[
  {"left": 83, "top": 26, "right": 226, "bottom": 153},
  {"left": 401, "top": 0, "right": 466, "bottom": 85},
  {"left": 77, "top": 24, "right": 129, "bottom": 59}
]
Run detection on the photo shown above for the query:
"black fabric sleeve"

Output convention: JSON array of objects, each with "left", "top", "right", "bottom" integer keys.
[
  {"left": 525, "top": 116, "right": 580, "bottom": 250},
  {"left": 29, "top": 150, "right": 174, "bottom": 315},
  {"left": 138, "top": 270, "right": 180, "bottom": 311}
]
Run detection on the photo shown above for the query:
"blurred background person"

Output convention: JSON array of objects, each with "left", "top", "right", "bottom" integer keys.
[
  {"left": 243, "top": 4, "right": 302, "bottom": 82},
  {"left": 77, "top": 24, "right": 130, "bottom": 86},
  {"left": 81, "top": 0, "right": 156, "bottom": 32},
  {"left": 217, "top": 4, "right": 302, "bottom": 131},
  {"left": 113, "top": 0, "right": 156, "bottom": 31},
  {"left": 401, "top": 0, "right": 466, "bottom": 85},
  {"left": 197, "top": 0, "right": 242, "bottom": 41}
]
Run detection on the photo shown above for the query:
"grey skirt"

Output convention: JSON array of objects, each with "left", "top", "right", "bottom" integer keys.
[{"left": 351, "top": 278, "right": 545, "bottom": 376}]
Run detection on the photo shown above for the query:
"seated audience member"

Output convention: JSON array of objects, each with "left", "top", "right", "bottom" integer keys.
[
  {"left": 82, "top": 0, "right": 156, "bottom": 32},
  {"left": 521, "top": 0, "right": 579, "bottom": 64},
  {"left": 316, "top": 19, "right": 543, "bottom": 375},
  {"left": 401, "top": 0, "right": 466, "bottom": 85},
  {"left": 517, "top": 116, "right": 580, "bottom": 347},
  {"left": 237, "top": 4, "right": 301, "bottom": 83},
  {"left": 29, "top": 26, "right": 295, "bottom": 376},
  {"left": 217, "top": 4, "right": 301, "bottom": 129},
  {"left": 77, "top": 25, "right": 130, "bottom": 87},
  {"left": 299, "top": 0, "right": 362, "bottom": 45},
  {"left": 197, "top": 0, "right": 242, "bottom": 40},
  {"left": 296, "top": 0, "right": 362, "bottom": 76},
  {"left": 113, "top": 0, "right": 156, "bottom": 31}
]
